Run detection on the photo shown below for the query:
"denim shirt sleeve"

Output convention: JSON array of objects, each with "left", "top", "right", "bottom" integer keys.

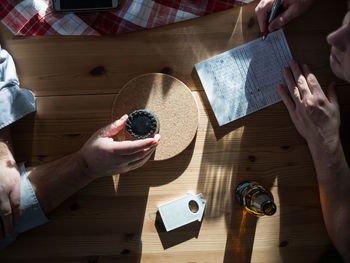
[
  {"left": 0, "top": 162, "right": 49, "bottom": 249},
  {"left": 0, "top": 46, "right": 36, "bottom": 129}
]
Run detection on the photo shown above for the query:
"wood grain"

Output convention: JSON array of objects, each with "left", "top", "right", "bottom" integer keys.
[{"left": 0, "top": 0, "right": 349, "bottom": 262}]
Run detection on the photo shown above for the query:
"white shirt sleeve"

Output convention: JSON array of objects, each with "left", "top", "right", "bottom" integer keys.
[{"left": 0, "top": 46, "right": 36, "bottom": 129}]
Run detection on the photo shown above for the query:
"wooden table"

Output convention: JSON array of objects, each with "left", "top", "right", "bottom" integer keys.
[{"left": 0, "top": 1, "right": 349, "bottom": 262}]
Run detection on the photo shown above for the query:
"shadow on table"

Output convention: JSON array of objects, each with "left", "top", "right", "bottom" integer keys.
[
  {"left": 101, "top": 134, "right": 196, "bottom": 263},
  {"left": 196, "top": 108, "right": 277, "bottom": 262},
  {"left": 195, "top": 51, "right": 333, "bottom": 263},
  {"left": 221, "top": 118, "right": 276, "bottom": 263},
  {"left": 11, "top": 113, "right": 35, "bottom": 166},
  {"left": 196, "top": 79, "right": 288, "bottom": 261},
  {"left": 109, "top": 134, "right": 197, "bottom": 262},
  {"left": 155, "top": 211, "right": 202, "bottom": 250},
  {"left": 151, "top": 134, "right": 206, "bottom": 249},
  {"left": 192, "top": 6, "right": 316, "bottom": 258}
]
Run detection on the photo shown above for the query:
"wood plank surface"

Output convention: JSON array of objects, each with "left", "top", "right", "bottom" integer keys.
[{"left": 0, "top": 0, "right": 349, "bottom": 262}]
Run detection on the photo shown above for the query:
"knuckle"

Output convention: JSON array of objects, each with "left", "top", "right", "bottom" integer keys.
[
  {"left": 11, "top": 201, "right": 20, "bottom": 209},
  {"left": 0, "top": 208, "right": 11, "bottom": 216},
  {"left": 315, "top": 95, "right": 326, "bottom": 106},
  {"left": 278, "top": 16, "right": 285, "bottom": 26},
  {"left": 293, "top": 88, "right": 299, "bottom": 97},
  {"left": 255, "top": 5, "right": 263, "bottom": 13},
  {"left": 304, "top": 99, "right": 314, "bottom": 109},
  {"left": 297, "top": 77, "right": 305, "bottom": 86}
]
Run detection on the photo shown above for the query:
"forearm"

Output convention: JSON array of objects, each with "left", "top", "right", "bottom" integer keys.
[
  {"left": 21, "top": 115, "right": 159, "bottom": 217},
  {"left": 27, "top": 152, "right": 94, "bottom": 215},
  {"left": 308, "top": 139, "right": 350, "bottom": 261}
]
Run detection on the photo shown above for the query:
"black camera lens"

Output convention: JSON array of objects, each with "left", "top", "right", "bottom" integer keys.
[{"left": 126, "top": 109, "right": 159, "bottom": 139}]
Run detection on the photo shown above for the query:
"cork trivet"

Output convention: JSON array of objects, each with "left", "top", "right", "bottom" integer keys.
[{"left": 112, "top": 73, "right": 198, "bottom": 161}]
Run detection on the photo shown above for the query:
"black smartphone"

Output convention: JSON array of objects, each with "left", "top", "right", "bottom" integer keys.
[{"left": 52, "top": 0, "right": 119, "bottom": 13}]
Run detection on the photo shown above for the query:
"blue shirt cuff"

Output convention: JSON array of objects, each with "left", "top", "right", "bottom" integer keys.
[{"left": 0, "top": 163, "right": 49, "bottom": 249}]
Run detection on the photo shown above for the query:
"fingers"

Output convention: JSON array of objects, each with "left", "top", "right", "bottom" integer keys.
[
  {"left": 127, "top": 149, "right": 155, "bottom": 171},
  {"left": 100, "top": 115, "right": 128, "bottom": 138},
  {"left": 121, "top": 144, "right": 156, "bottom": 164},
  {"left": 277, "top": 83, "right": 295, "bottom": 114},
  {"left": 116, "top": 135, "right": 161, "bottom": 155},
  {"left": 115, "top": 134, "right": 160, "bottom": 174},
  {"left": 117, "top": 140, "right": 158, "bottom": 174},
  {"left": 255, "top": 0, "right": 274, "bottom": 33},
  {"left": 300, "top": 64, "right": 322, "bottom": 94},
  {"left": 283, "top": 66, "right": 301, "bottom": 103},
  {"left": 268, "top": 6, "right": 297, "bottom": 32},
  {"left": 9, "top": 182, "right": 21, "bottom": 225},
  {"left": 0, "top": 194, "right": 13, "bottom": 237},
  {"left": 153, "top": 134, "right": 161, "bottom": 142},
  {"left": 288, "top": 60, "right": 312, "bottom": 99}
]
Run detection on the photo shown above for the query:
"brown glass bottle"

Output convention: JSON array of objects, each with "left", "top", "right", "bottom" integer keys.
[{"left": 235, "top": 181, "right": 277, "bottom": 217}]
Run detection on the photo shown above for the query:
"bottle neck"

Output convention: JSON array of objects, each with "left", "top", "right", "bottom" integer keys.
[
  {"left": 251, "top": 193, "right": 276, "bottom": 216},
  {"left": 262, "top": 200, "right": 277, "bottom": 216}
]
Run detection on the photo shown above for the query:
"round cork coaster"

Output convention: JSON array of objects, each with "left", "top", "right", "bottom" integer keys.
[{"left": 112, "top": 73, "right": 198, "bottom": 161}]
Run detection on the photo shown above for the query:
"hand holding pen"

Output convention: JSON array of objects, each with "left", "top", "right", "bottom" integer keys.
[{"left": 255, "top": 0, "right": 315, "bottom": 39}]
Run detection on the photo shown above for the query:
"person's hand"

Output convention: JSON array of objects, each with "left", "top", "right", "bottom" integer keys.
[
  {"left": 255, "top": 0, "right": 315, "bottom": 33},
  {"left": 0, "top": 157, "right": 21, "bottom": 240},
  {"left": 277, "top": 60, "right": 340, "bottom": 149},
  {"left": 78, "top": 114, "right": 160, "bottom": 178}
]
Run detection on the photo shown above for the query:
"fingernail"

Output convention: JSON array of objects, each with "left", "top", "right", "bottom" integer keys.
[
  {"left": 121, "top": 114, "right": 128, "bottom": 120},
  {"left": 153, "top": 134, "right": 161, "bottom": 142},
  {"left": 261, "top": 30, "right": 268, "bottom": 38}
]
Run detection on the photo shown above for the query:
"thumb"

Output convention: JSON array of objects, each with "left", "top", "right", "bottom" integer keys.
[
  {"left": 268, "top": 7, "right": 296, "bottom": 32},
  {"left": 255, "top": 0, "right": 274, "bottom": 33},
  {"left": 327, "top": 82, "right": 338, "bottom": 106},
  {"left": 100, "top": 114, "right": 128, "bottom": 138}
]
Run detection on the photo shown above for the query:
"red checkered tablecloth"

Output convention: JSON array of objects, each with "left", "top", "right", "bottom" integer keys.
[{"left": 0, "top": 0, "right": 254, "bottom": 36}]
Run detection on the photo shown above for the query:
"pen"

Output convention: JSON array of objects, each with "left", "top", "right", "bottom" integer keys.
[{"left": 262, "top": 0, "right": 281, "bottom": 40}]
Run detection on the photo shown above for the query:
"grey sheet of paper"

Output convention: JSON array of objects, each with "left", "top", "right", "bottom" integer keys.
[{"left": 195, "top": 30, "right": 292, "bottom": 126}]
